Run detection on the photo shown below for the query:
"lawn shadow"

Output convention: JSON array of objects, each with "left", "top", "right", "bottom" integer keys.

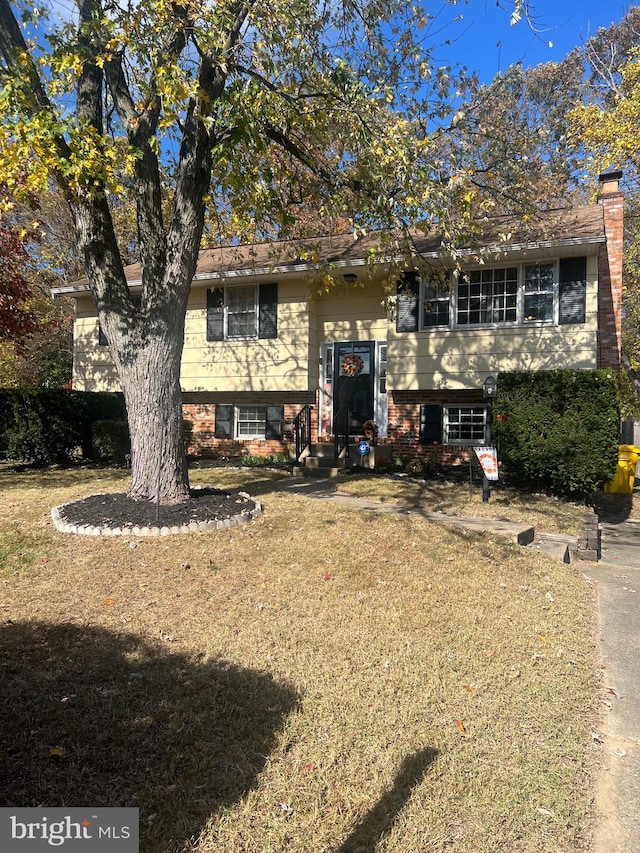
[
  {"left": 333, "top": 747, "right": 438, "bottom": 853},
  {"left": 0, "top": 621, "right": 298, "bottom": 852}
]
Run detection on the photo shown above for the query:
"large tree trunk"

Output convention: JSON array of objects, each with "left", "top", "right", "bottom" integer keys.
[{"left": 119, "top": 327, "right": 190, "bottom": 504}]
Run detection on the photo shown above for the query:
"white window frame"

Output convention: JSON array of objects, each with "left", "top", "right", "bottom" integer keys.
[
  {"left": 443, "top": 404, "right": 487, "bottom": 446},
  {"left": 522, "top": 262, "right": 557, "bottom": 324},
  {"left": 235, "top": 404, "right": 266, "bottom": 439},
  {"left": 226, "top": 284, "right": 258, "bottom": 339},
  {"left": 418, "top": 261, "right": 560, "bottom": 331}
]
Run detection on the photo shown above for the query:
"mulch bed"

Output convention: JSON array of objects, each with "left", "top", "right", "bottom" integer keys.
[{"left": 56, "top": 488, "right": 257, "bottom": 529}]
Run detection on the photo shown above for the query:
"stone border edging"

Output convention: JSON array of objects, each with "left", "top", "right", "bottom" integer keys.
[{"left": 51, "top": 491, "right": 262, "bottom": 536}]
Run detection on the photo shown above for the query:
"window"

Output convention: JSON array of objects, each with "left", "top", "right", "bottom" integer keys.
[
  {"left": 423, "top": 283, "right": 450, "bottom": 328},
  {"left": 207, "top": 283, "right": 278, "bottom": 341},
  {"left": 214, "top": 404, "right": 284, "bottom": 440},
  {"left": 379, "top": 345, "right": 387, "bottom": 394},
  {"left": 236, "top": 405, "right": 266, "bottom": 438},
  {"left": 457, "top": 268, "right": 517, "bottom": 325},
  {"left": 523, "top": 263, "right": 554, "bottom": 323},
  {"left": 397, "top": 257, "right": 587, "bottom": 332},
  {"left": 443, "top": 405, "right": 486, "bottom": 445},
  {"left": 227, "top": 285, "right": 257, "bottom": 338}
]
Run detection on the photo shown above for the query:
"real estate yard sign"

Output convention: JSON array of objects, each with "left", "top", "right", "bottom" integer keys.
[{"left": 475, "top": 447, "right": 499, "bottom": 481}]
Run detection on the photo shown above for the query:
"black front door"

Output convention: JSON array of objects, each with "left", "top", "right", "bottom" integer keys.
[{"left": 333, "top": 342, "right": 375, "bottom": 431}]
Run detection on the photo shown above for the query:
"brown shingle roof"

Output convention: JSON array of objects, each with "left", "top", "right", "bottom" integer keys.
[{"left": 57, "top": 204, "right": 605, "bottom": 291}]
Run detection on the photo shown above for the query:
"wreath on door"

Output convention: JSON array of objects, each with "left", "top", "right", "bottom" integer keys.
[{"left": 341, "top": 353, "right": 364, "bottom": 377}]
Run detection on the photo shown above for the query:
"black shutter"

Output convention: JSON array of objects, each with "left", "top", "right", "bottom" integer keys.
[
  {"left": 258, "top": 283, "right": 278, "bottom": 339},
  {"left": 396, "top": 272, "right": 419, "bottom": 333},
  {"left": 419, "top": 404, "right": 442, "bottom": 445},
  {"left": 206, "top": 288, "right": 224, "bottom": 341},
  {"left": 265, "top": 405, "right": 285, "bottom": 439},
  {"left": 214, "top": 404, "right": 234, "bottom": 438},
  {"left": 559, "top": 257, "right": 587, "bottom": 325}
]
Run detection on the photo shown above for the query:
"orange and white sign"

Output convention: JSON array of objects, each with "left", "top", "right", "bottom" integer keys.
[{"left": 474, "top": 447, "right": 499, "bottom": 481}]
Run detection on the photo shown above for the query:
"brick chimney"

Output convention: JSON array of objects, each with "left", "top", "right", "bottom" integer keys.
[{"left": 597, "top": 170, "right": 624, "bottom": 369}]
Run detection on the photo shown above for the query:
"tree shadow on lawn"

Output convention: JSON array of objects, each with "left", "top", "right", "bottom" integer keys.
[
  {"left": 333, "top": 746, "right": 438, "bottom": 853},
  {"left": 0, "top": 621, "right": 298, "bottom": 852}
]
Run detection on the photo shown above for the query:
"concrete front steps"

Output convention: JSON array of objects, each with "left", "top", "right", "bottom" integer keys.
[{"left": 292, "top": 442, "right": 392, "bottom": 478}]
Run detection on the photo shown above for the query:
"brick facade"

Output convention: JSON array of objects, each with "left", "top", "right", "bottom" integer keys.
[
  {"left": 182, "top": 391, "right": 316, "bottom": 458},
  {"left": 388, "top": 389, "right": 484, "bottom": 464},
  {"left": 597, "top": 171, "right": 624, "bottom": 369}
]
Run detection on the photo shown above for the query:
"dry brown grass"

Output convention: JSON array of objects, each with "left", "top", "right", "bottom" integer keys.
[
  {"left": 0, "top": 465, "right": 600, "bottom": 852},
  {"left": 333, "top": 471, "right": 589, "bottom": 535}
]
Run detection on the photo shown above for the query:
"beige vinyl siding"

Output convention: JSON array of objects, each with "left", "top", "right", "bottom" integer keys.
[
  {"left": 312, "top": 279, "right": 387, "bottom": 346},
  {"left": 387, "top": 256, "right": 599, "bottom": 391},
  {"left": 72, "top": 297, "right": 121, "bottom": 391},
  {"left": 181, "top": 278, "right": 312, "bottom": 392}
]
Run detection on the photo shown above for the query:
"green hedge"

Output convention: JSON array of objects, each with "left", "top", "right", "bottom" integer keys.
[
  {"left": 0, "top": 389, "right": 126, "bottom": 465},
  {"left": 492, "top": 370, "right": 620, "bottom": 497},
  {"left": 91, "top": 420, "right": 131, "bottom": 463}
]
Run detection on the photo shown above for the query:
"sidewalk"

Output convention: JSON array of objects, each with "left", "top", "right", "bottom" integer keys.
[
  {"left": 583, "top": 519, "right": 640, "bottom": 853},
  {"left": 276, "top": 477, "right": 640, "bottom": 852}
]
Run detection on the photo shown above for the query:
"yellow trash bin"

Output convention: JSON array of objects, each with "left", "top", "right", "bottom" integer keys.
[{"left": 604, "top": 445, "right": 640, "bottom": 494}]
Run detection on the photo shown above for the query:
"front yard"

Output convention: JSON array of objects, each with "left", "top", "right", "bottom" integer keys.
[{"left": 0, "top": 465, "right": 601, "bottom": 852}]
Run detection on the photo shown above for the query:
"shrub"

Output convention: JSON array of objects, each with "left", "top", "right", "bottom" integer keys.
[
  {"left": 492, "top": 370, "right": 620, "bottom": 497},
  {"left": 0, "top": 389, "right": 126, "bottom": 465},
  {"left": 92, "top": 420, "right": 131, "bottom": 463},
  {"left": 398, "top": 451, "right": 442, "bottom": 478},
  {"left": 1, "top": 390, "right": 83, "bottom": 465}
]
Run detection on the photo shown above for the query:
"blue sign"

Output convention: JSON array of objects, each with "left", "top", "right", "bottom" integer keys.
[{"left": 357, "top": 440, "right": 370, "bottom": 457}]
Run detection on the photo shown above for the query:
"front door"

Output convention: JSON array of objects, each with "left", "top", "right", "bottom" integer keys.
[{"left": 333, "top": 342, "right": 375, "bottom": 431}]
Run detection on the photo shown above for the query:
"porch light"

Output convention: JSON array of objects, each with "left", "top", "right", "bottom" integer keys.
[{"left": 483, "top": 375, "right": 497, "bottom": 400}]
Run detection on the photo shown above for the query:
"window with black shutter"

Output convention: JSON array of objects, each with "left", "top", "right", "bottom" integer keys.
[
  {"left": 559, "top": 257, "right": 587, "bottom": 325},
  {"left": 207, "top": 284, "right": 278, "bottom": 340}
]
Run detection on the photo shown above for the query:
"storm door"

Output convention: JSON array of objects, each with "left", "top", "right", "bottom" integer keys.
[{"left": 333, "top": 342, "right": 375, "bottom": 431}]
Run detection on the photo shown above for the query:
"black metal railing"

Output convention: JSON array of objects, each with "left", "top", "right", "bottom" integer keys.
[
  {"left": 293, "top": 404, "right": 312, "bottom": 462},
  {"left": 333, "top": 406, "right": 351, "bottom": 459}
]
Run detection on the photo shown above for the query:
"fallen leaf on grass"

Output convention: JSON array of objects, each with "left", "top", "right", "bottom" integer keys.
[
  {"left": 537, "top": 807, "right": 555, "bottom": 817},
  {"left": 49, "top": 746, "right": 66, "bottom": 758},
  {"left": 103, "top": 598, "right": 116, "bottom": 605},
  {"left": 462, "top": 684, "right": 477, "bottom": 694},
  {"left": 456, "top": 719, "right": 466, "bottom": 733}
]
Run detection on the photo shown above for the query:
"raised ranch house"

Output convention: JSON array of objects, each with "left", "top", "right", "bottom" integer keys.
[{"left": 56, "top": 171, "right": 623, "bottom": 469}]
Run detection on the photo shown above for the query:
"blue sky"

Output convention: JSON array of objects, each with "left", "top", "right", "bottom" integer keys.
[{"left": 434, "top": 0, "right": 637, "bottom": 83}]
